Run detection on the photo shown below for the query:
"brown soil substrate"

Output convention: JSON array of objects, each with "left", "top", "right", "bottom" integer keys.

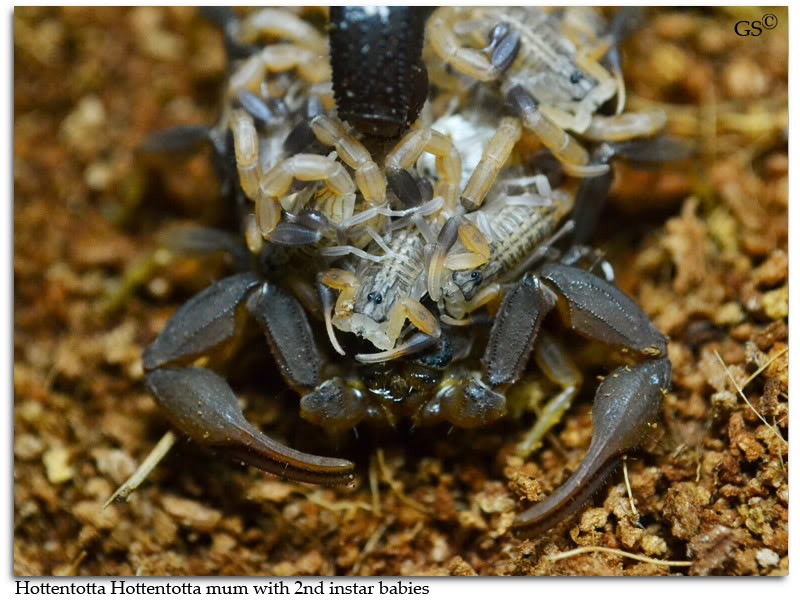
[{"left": 14, "top": 7, "right": 788, "bottom": 576}]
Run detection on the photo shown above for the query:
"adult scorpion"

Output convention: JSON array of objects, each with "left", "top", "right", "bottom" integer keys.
[{"left": 139, "top": 6, "right": 678, "bottom": 533}]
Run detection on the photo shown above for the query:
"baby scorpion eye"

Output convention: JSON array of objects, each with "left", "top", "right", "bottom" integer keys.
[
  {"left": 570, "top": 71, "right": 584, "bottom": 84},
  {"left": 367, "top": 292, "right": 383, "bottom": 304}
]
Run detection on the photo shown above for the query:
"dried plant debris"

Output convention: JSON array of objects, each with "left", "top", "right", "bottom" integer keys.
[{"left": 14, "top": 7, "right": 787, "bottom": 575}]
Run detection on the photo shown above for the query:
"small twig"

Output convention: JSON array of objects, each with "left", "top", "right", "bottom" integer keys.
[
  {"left": 622, "top": 456, "right": 639, "bottom": 520},
  {"left": 376, "top": 449, "right": 431, "bottom": 515},
  {"left": 741, "top": 347, "right": 788, "bottom": 389},
  {"left": 369, "top": 454, "right": 381, "bottom": 516},
  {"left": 353, "top": 518, "right": 393, "bottom": 575},
  {"left": 305, "top": 490, "right": 374, "bottom": 515},
  {"left": 102, "top": 430, "right": 176, "bottom": 510},
  {"left": 546, "top": 546, "right": 692, "bottom": 568},
  {"left": 713, "top": 351, "right": 787, "bottom": 446}
]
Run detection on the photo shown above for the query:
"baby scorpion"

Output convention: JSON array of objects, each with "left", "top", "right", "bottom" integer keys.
[{"left": 427, "top": 7, "right": 667, "bottom": 177}]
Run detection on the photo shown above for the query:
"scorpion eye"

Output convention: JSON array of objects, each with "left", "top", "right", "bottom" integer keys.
[
  {"left": 367, "top": 292, "right": 383, "bottom": 304},
  {"left": 570, "top": 71, "right": 583, "bottom": 84},
  {"left": 470, "top": 271, "right": 480, "bottom": 281}
]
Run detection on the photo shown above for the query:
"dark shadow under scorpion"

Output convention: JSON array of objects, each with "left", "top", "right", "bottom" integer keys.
[{"left": 140, "top": 7, "right": 684, "bottom": 533}]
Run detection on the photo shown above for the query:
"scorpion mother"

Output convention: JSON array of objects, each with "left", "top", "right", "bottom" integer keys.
[{"left": 140, "top": 6, "right": 675, "bottom": 533}]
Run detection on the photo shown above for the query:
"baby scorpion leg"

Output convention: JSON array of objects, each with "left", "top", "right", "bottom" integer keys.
[
  {"left": 427, "top": 215, "right": 490, "bottom": 302},
  {"left": 353, "top": 301, "right": 441, "bottom": 363},
  {"left": 506, "top": 85, "right": 609, "bottom": 178},
  {"left": 442, "top": 217, "right": 491, "bottom": 271},
  {"left": 515, "top": 332, "right": 583, "bottom": 457},
  {"left": 310, "top": 115, "right": 387, "bottom": 207},
  {"left": 582, "top": 108, "right": 668, "bottom": 143},
  {"left": 385, "top": 127, "right": 462, "bottom": 211},
  {"left": 143, "top": 273, "right": 354, "bottom": 485},
  {"left": 228, "top": 43, "right": 330, "bottom": 94},
  {"left": 426, "top": 8, "right": 499, "bottom": 82},
  {"left": 461, "top": 117, "right": 522, "bottom": 211},
  {"left": 255, "top": 153, "right": 356, "bottom": 236}
]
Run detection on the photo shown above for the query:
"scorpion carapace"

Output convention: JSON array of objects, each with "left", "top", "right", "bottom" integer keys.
[{"left": 139, "top": 6, "right": 682, "bottom": 532}]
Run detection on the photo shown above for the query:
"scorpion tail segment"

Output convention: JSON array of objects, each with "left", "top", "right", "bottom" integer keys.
[
  {"left": 514, "top": 358, "right": 670, "bottom": 532},
  {"left": 145, "top": 368, "right": 355, "bottom": 486},
  {"left": 329, "top": 7, "right": 430, "bottom": 138},
  {"left": 142, "top": 273, "right": 261, "bottom": 371},
  {"left": 483, "top": 275, "right": 555, "bottom": 388},
  {"left": 140, "top": 125, "right": 211, "bottom": 155},
  {"left": 246, "top": 283, "right": 321, "bottom": 390},
  {"left": 540, "top": 264, "right": 667, "bottom": 357}
]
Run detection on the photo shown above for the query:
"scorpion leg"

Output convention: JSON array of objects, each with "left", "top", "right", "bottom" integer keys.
[
  {"left": 570, "top": 144, "right": 614, "bottom": 246},
  {"left": 256, "top": 153, "right": 356, "bottom": 235},
  {"left": 426, "top": 7, "right": 500, "bottom": 82},
  {"left": 461, "top": 117, "right": 522, "bottom": 211},
  {"left": 515, "top": 332, "right": 583, "bottom": 457},
  {"left": 101, "top": 226, "right": 250, "bottom": 316},
  {"left": 385, "top": 127, "right": 462, "bottom": 212},
  {"left": 570, "top": 138, "right": 693, "bottom": 246},
  {"left": 228, "top": 43, "right": 330, "bottom": 94},
  {"left": 140, "top": 125, "right": 211, "bottom": 155},
  {"left": 198, "top": 7, "right": 256, "bottom": 62},
  {"left": 506, "top": 85, "right": 608, "bottom": 178},
  {"left": 582, "top": 108, "right": 668, "bottom": 143},
  {"left": 310, "top": 115, "right": 387, "bottom": 208},
  {"left": 512, "top": 263, "right": 669, "bottom": 531},
  {"left": 143, "top": 273, "right": 355, "bottom": 484},
  {"left": 442, "top": 217, "right": 491, "bottom": 271},
  {"left": 427, "top": 215, "right": 491, "bottom": 302}
]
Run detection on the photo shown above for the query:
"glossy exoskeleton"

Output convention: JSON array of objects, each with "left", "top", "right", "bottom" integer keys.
[{"left": 329, "top": 6, "right": 432, "bottom": 138}]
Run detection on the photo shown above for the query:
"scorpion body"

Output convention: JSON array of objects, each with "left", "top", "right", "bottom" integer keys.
[{"left": 138, "top": 6, "right": 679, "bottom": 535}]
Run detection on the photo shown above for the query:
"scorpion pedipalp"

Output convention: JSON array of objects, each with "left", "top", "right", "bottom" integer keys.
[
  {"left": 145, "top": 367, "right": 355, "bottom": 485},
  {"left": 143, "top": 273, "right": 354, "bottom": 485},
  {"left": 513, "top": 358, "right": 670, "bottom": 532}
]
